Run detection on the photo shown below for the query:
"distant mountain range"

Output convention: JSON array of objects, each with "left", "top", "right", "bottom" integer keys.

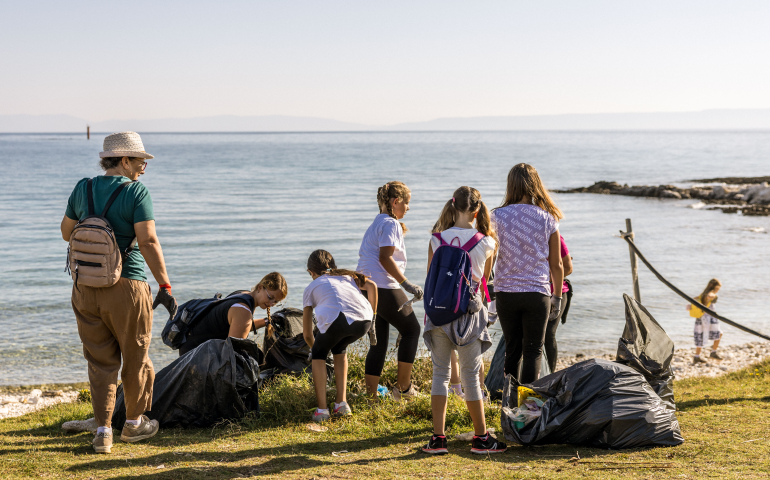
[{"left": 2, "top": 109, "right": 770, "bottom": 133}]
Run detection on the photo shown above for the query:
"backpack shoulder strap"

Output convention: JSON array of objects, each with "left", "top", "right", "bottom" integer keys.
[
  {"left": 461, "top": 232, "right": 486, "bottom": 252},
  {"left": 101, "top": 180, "right": 135, "bottom": 216},
  {"left": 86, "top": 179, "right": 95, "bottom": 216},
  {"left": 432, "top": 232, "right": 448, "bottom": 246}
]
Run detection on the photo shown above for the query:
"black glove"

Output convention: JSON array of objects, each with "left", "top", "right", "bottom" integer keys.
[
  {"left": 367, "top": 314, "right": 377, "bottom": 346},
  {"left": 548, "top": 296, "right": 562, "bottom": 322},
  {"left": 400, "top": 279, "right": 424, "bottom": 300},
  {"left": 152, "top": 286, "right": 178, "bottom": 319}
]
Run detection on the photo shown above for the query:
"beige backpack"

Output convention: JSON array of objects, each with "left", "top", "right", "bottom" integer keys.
[{"left": 66, "top": 179, "right": 136, "bottom": 289}]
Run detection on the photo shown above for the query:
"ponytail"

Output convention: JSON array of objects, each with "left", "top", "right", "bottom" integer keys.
[
  {"left": 307, "top": 249, "right": 368, "bottom": 288},
  {"left": 431, "top": 187, "right": 498, "bottom": 250},
  {"left": 431, "top": 199, "right": 456, "bottom": 234}
]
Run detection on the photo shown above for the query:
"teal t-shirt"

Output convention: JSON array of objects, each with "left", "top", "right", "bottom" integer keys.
[{"left": 65, "top": 176, "right": 154, "bottom": 282}]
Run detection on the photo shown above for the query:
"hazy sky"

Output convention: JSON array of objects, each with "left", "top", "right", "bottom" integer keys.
[{"left": 2, "top": 1, "right": 770, "bottom": 124}]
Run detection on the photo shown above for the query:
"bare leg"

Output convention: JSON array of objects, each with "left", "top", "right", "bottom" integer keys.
[
  {"left": 397, "top": 361, "right": 414, "bottom": 391},
  {"left": 365, "top": 374, "right": 380, "bottom": 396},
  {"left": 333, "top": 353, "right": 348, "bottom": 404},
  {"left": 312, "top": 359, "right": 328, "bottom": 410},
  {"left": 466, "top": 399, "right": 487, "bottom": 436},
  {"left": 450, "top": 350, "right": 461, "bottom": 385},
  {"left": 431, "top": 395, "right": 448, "bottom": 435},
  {"left": 712, "top": 333, "right": 722, "bottom": 351},
  {"left": 695, "top": 346, "right": 702, "bottom": 356}
]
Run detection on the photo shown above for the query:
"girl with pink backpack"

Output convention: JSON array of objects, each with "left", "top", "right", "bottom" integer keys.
[{"left": 421, "top": 186, "right": 506, "bottom": 455}]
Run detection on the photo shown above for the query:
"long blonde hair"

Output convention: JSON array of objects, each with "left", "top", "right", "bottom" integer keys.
[
  {"left": 377, "top": 181, "right": 410, "bottom": 233},
  {"left": 498, "top": 163, "right": 563, "bottom": 220},
  {"left": 432, "top": 186, "right": 498, "bottom": 249},
  {"left": 698, "top": 278, "right": 721, "bottom": 305}
]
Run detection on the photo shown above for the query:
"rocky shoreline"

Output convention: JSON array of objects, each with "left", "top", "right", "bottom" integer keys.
[
  {"left": 555, "top": 176, "right": 770, "bottom": 216},
  {"left": 555, "top": 341, "right": 770, "bottom": 379}
]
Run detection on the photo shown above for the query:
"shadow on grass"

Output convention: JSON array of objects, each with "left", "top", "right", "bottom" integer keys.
[{"left": 676, "top": 395, "right": 770, "bottom": 411}]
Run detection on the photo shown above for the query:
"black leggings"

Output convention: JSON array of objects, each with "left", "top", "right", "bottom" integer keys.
[
  {"left": 496, "top": 291, "right": 550, "bottom": 384},
  {"left": 364, "top": 288, "right": 420, "bottom": 376},
  {"left": 311, "top": 313, "right": 372, "bottom": 360}
]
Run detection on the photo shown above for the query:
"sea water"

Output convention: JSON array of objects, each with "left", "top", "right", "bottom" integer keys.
[{"left": 1, "top": 131, "right": 768, "bottom": 385}]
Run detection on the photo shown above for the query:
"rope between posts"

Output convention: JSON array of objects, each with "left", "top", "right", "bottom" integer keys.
[{"left": 620, "top": 234, "right": 770, "bottom": 342}]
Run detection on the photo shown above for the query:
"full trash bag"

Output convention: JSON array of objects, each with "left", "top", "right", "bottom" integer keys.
[
  {"left": 500, "top": 294, "right": 683, "bottom": 448},
  {"left": 615, "top": 294, "right": 676, "bottom": 411},
  {"left": 485, "top": 337, "right": 551, "bottom": 401},
  {"left": 112, "top": 337, "right": 262, "bottom": 428},
  {"left": 260, "top": 308, "right": 333, "bottom": 383}
]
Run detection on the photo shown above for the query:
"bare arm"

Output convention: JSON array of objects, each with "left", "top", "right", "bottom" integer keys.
[
  {"left": 303, "top": 306, "right": 315, "bottom": 348},
  {"left": 562, "top": 253, "right": 573, "bottom": 277},
  {"left": 379, "top": 246, "right": 406, "bottom": 283},
  {"left": 361, "top": 279, "right": 378, "bottom": 313},
  {"left": 134, "top": 220, "right": 171, "bottom": 286},
  {"left": 227, "top": 305, "right": 254, "bottom": 339},
  {"left": 61, "top": 216, "right": 78, "bottom": 241},
  {"left": 548, "top": 231, "right": 564, "bottom": 298},
  {"left": 483, "top": 254, "right": 493, "bottom": 282}
]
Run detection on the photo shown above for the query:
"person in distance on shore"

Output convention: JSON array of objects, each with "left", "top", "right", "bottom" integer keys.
[
  {"left": 689, "top": 278, "right": 723, "bottom": 364},
  {"left": 60, "top": 132, "right": 177, "bottom": 453},
  {"left": 357, "top": 181, "right": 424, "bottom": 400},
  {"left": 421, "top": 186, "right": 506, "bottom": 455},
  {"left": 543, "top": 235, "right": 573, "bottom": 373},
  {"left": 176, "top": 272, "right": 287, "bottom": 357},
  {"left": 303, "top": 250, "right": 378, "bottom": 422},
  {"left": 491, "top": 163, "right": 564, "bottom": 384}
]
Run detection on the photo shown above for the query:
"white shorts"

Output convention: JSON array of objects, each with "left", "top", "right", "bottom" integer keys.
[{"left": 694, "top": 313, "right": 722, "bottom": 347}]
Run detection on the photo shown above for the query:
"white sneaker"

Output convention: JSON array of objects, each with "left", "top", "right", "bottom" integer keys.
[{"left": 332, "top": 402, "right": 352, "bottom": 417}]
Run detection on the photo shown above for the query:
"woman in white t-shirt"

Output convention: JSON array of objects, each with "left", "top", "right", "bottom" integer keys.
[
  {"left": 356, "top": 181, "right": 424, "bottom": 400},
  {"left": 421, "top": 186, "right": 505, "bottom": 455},
  {"left": 303, "top": 249, "right": 378, "bottom": 423}
]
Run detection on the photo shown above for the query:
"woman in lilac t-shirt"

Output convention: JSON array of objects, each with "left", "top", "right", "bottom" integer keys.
[{"left": 491, "top": 163, "right": 564, "bottom": 383}]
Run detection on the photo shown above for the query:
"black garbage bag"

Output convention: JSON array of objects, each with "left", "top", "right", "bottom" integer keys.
[
  {"left": 112, "top": 337, "right": 262, "bottom": 428},
  {"left": 500, "top": 359, "right": 683, "bottom": 448},
  {"left": 485, "top": 337, "right": 550, "bottom": 401},
  {"left": 260, "top": 308, "right": 333, "bottom": 383},
  {"left": 615, "top": 294, "right": 676, "bottom": 411}
]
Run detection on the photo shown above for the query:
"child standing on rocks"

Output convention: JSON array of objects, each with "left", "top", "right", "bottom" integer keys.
[{"left": 689, "top": 278, "right": 723, "bottom": 364}]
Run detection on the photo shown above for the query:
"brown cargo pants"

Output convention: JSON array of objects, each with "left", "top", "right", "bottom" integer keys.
[{"left": 72, "top": 277, "right": 155, "bottom": 428}]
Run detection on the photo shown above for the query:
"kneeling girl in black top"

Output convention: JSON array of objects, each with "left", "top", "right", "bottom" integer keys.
[
  {"left": 303, "top": 250, "right": 378, "bottom": 422},
  {"left": 178, "top": 272, "right": 288, "bottom": 356}
]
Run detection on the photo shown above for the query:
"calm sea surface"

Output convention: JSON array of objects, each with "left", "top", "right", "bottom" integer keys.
[{"left": 1, "top": 131, "right": 769, "bottom": 385}]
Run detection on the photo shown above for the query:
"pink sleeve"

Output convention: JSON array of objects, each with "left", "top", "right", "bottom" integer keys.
[{"left": 560, "top": 235, "right": 569, "bottom": 258}]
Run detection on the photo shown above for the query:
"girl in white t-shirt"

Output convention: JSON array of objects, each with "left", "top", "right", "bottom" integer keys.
[
  {"left": 421, "top": 186, "right": 506, "bottom": 455},
  {"left": 303, "top": 249, "right": 378, "bottom": 423},
  {"left": 356, "top": 181, "right": 424, "bottom": 400}
]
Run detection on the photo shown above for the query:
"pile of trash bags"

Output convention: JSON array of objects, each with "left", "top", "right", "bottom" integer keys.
[
  {"left": 112, "top": 308, "right": 331, "bottom": 428},
  {"left": 112, "top": 337, "right": 262, "bottom": 428},
  {"left": 485, "top": 340, "right": 551, "bottom": 401},
  {"left": 260, "top": 308, "right": 333, "bottom": 383},
  {"left": 500, "top": 294, "right": 684, "bottom": 448}
]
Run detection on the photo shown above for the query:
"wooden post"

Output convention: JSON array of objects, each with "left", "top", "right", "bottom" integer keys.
[
  {"left": 87, "top": 125, "right": 90, "bottom": 140},
  {"left": 624, "top": 218, "right": 641, "bottom": 303}
]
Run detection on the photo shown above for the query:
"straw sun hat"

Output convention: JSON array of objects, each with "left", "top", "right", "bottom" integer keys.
[{"left": 99, "top": 131, "right": 154, "bottom": 159}]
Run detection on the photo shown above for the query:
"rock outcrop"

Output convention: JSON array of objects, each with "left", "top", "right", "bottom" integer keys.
[{"left": 555, "top": 178, "right": 770, "bottom": 216}]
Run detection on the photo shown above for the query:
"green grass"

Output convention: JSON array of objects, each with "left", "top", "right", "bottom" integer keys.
[{"left": 2, "top": 354, "right": 769, "bottom": 479}]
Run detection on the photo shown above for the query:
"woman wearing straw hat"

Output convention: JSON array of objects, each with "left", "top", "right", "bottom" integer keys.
[{"left": 60, "top": 131, "right": 177, "bottom": 454}]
